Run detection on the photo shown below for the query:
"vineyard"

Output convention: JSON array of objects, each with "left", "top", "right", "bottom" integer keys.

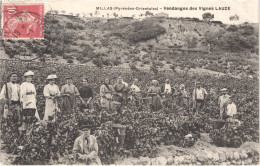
[{"left": 0, "top": 59, "right": 259, "bottom": 165}]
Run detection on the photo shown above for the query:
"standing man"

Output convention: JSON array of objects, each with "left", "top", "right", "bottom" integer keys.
[
  {"left": 225, "top": 96, "right": 237, "bottom": 122},
  {"left": 73, "top": 125, "right": 101, "bottom": 165},
  {"left": 192, "top": 82, "right": 207, "bottom": 114},
  {"left": 218, "top": 88, "right": 230, "bottom": 119},
  {"left": 161, "top": 79, "right": 173, "bottom": 95},
  {"left": 79, "top": 77, "right": 94, "bottom": 111},
  {"left": 113, "top": 77, "right": 127, "bottom": 103},
  {"left": 61, "top": 76, "right": 80, "bottom": 114},
  {"left": 0, "top": 72, "right": 20, "bottom": 125},
  {"left": 179, "top": 84, "right": 189, "bottom": 108},
  {"left": 130, "top": 78, "right": 141, "bottom": 105}
]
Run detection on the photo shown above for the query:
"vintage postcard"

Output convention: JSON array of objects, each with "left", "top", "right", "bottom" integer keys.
[{"left": 0, "top": 0, "right": 259, "bottom": 165}]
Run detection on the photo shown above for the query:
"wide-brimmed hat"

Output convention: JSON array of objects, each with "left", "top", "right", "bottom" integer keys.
[
  {"left": 24, "top": 70, "right": 34, "bottom": 77},
  {"left": 221, "top": 88, "right": 228, "bottom": 92},
  {"left": 47, "top": 74, "right": 57, "bottom": 80}
]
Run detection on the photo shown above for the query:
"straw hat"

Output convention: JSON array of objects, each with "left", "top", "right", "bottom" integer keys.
[
  {"left": 24, "top": 70, "right": 34, "bottom": 76},
  {"left": 221, "top": 88, "right": 228, "bottom": 92},
  {"left": 47, "top": 74, "right": 57, "bottom": 80}
]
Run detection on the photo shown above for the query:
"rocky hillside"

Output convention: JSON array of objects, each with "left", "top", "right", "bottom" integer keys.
[{"left": 0, "top": 14, "right": 258, "bottom": 78}]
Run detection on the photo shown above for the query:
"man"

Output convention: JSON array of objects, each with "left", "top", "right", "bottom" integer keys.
[
  {"left": 113, "top": 77, "right": 127, "bottom": 103},
  {"left": 61, "top": 76, "right": 80, "bottom": 114},
  {"left": 73, "top": 125, "right": 101, "bottom": 165},
  {"left": 0, "top": 72, "right": 20, "bottom": 125},
  {"left": 79, "top": 77, "right": 94, "bottom": 111},
  {"left": 192, "top": 81, "right": 207, "bottom": 114},
  {"left": 225, "top": 96, "right": 237, "bottom": 121},
  {"left": 122, "top": 78, "right": 128, "bottom": 88},
  {"left": 161, "top": 79, "right": 173, "bottom": 95},
  {"left": 218, "top": 88, "right": 230, "bottom": 119},
  {"left": 130, "top": 78, "right": 140, "bottom": 93},
  {"left": 179, "top": 84, "right": 189, "bottom": 108},
  {"left": 130, "top": 78, "right": 141, "bottom": 105}
]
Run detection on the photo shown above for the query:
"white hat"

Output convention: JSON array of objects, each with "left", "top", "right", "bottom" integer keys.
[
  {"left": 47, "top": 74, "right": 57, "bottom": 80},
  {"left": 24, "top": 70, "right": 34, "bottom": 76},
  {"left": 221, "top": 88, "right": 228, "bottom": 92}
]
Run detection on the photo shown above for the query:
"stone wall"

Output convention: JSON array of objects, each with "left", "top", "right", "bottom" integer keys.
[{"left": 116, "top": 141, "right": 259, "bottom": 165}]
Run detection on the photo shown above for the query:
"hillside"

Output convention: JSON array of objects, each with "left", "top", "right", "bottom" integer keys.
[{"left": 0, "top": 14, "right": 258, "bottom": 78}]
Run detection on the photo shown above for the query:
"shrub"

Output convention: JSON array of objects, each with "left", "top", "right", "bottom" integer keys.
[{"left": 67, "top": 59, "right": 73, "bottom": 63}]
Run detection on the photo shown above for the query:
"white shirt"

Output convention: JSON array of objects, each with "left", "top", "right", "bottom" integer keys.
[
  {"left": 164, "top": 83, "right": 172, "bottom": 94},
  {"left": 226, "top": 102, "right": 237, "bottom": 116},
  {"left": 20, "top": 82, "right": 37, "bottom": 109},
  {"left": 130, "top": 84, "right": 141, "bottom": 92},
  {"left": 0, "top": 83, "right": 19, "bottom": 101},
  {"left": 194, "top": 88, "right": 207, "bottom": 100},
  {"left": 122, "top": 81, "right": 128, "bottom": 87}
]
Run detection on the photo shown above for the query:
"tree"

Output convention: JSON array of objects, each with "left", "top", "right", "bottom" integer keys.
[
  {"left": 53, "top": 10, "right": 58, "bottom": 15},
  {"left": 76, "top": 13, "right": 80, "bottom": 17},
  {"left": 184, "top": 36, "right": 198, "bottom": 50},
  {"left": 202, "top": 13, "right": 214, "bottom": 22},
  {"left": 69, "top": 12, "right": 73, "bottom": 16},
  {"left": 229, "top": 14, "right": 239, "bottom": 21},
  {"left": 113, "top": 12, "right": 118, "bottom": 18},
  {"left": 221, "top": 32, "right": 242, "bottom": 52},
  {"left": 238, "top": 25, "right": 254, "bottom": 36},
  {"left": 226, "top": 25, "right": 238, "bottom": 32},
  {"left": 204, "top": 29, "right": 225, "bottom": 52},
  {"left": 145, "top": 11, "right": 153, "bottom": 17},
  {"left": 239, "top": 35, "right": 258, "bottom": 50},
  {"left": 61, "top": 10, "right": 65, "bottom": 14}
]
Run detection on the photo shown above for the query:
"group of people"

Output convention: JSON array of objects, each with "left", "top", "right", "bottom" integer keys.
[{"left": 0, "top": 70, "right": 238, "bottom": 164}]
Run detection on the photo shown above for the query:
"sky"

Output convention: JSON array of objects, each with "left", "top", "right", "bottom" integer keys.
[{"left": 2, "top": 0, "right": 259, "bottom": 24}]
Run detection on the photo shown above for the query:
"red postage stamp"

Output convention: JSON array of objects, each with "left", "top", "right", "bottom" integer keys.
[{"left": 2, "top": 4, "right": 44, "bottom": 39}]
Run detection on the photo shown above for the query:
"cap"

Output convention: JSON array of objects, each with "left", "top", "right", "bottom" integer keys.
[
  {"left": 79, "top": 125, "right": 93, "bottom": 131},
  {"left": 65, "top": 76, "right": 72, "bottom": 79},
  {"left": 47, "top": 74, "right": 57, "bottom": 80},
  {"left": 9, "top": 72, "right": 18, "bottom": 77},
  {"left": 24, "top": 70, "right": 34, "bottom": 76}
]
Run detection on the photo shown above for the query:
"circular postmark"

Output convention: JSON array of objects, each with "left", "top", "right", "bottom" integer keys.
[{"left": 1, "top": 4, "right": 55, "bottom": 61}]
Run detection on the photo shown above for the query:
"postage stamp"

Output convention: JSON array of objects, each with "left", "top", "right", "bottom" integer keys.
[{"left": 2, "top": 4, "right": 44, "bottom": 39}]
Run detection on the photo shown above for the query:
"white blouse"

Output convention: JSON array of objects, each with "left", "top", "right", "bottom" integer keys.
[{"left": 20, "top": 82, "right": 37, "bottom": 109}]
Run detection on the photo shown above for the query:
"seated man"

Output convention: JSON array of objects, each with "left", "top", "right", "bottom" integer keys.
[{"left": 73, "top": 125, "right": 101, "bottom": 165}]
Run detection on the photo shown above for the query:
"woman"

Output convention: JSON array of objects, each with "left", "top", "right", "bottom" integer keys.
[
  {"left": 100, "top": 78, "right": 113, "bottom": 109},
  {"left": 179, "top": 84, "right": 189, "bottom": 108},
  {"left": 61, "top": 76, "right": 80, "bottom": 114},
  {"left": 43, "top": 74, "right": 60, "bottom": 121},
  {"left": 147, "top": 80, "right": 163, "bottom": 111},
  {"left": 20, "top": 70, "right": 39, "bottom": 131}
]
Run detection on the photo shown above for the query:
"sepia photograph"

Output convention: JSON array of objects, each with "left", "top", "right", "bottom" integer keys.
[{"left": 0, "top": 0, "right": 259, "bottom": 165}]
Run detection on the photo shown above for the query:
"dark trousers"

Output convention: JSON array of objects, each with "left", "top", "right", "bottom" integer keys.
[{"left": 195, "top": 99, "right": 205, "bottom": 114}]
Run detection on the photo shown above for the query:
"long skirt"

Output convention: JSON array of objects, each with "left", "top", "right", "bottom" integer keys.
[
  {"left": 100, "top": 97, "right": 112, "bottom": 109},
  {"left": 44, "top": 98, "right": 59, "bottom": 121},
  {"left": 62, "top": 95, "right": 76, "bottom": 114},
  {"left": 149, "top": 95, "right": 163, "bottom": 111}
]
